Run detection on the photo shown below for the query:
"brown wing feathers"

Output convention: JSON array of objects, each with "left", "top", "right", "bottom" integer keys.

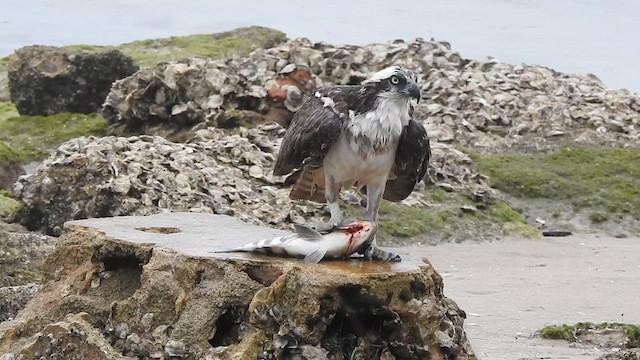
[
  {"left": 274, "top": 87, "right": 350, "bottom": 201},
  {"left": 273, "top": 91, "right": 344, "bottom": 176},
  {"left": 274, "top": 85, "right": 431, "bottom": 203},
  {"left": 382, "top": 118, "right": 431, "bottom": 202}
]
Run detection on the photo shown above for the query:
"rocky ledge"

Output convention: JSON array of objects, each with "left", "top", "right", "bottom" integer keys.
[{"left": 0, "top": 212, "right": 475, "bottom": 360}]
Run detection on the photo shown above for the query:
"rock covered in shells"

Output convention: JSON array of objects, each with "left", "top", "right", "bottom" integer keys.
[
  {"left": 0, "top": 223, "right": 56, "bottom": 287},
  {"left": 425, "top": 143, "right": 497, "bottom": 202},
  {"left": 103, "top": 36, "right": 640, "bottom": 151},
  {"left": 14, "top": 124, "right": 324, "bottom": 235},
  {"left": 0, "top": 283, "right": 40, "bottom": 323},
  {"left": 597, "top": 350, "right": 640, "bottom": 360},
  {"left": 418, "top": 59, "right": 640, "bottom": 151},
  {"left": 102, "top": 55, "right": 321, "bottom": 137},
  {"left": 14, "top": 120, "right": 489, "bottom": 236}
]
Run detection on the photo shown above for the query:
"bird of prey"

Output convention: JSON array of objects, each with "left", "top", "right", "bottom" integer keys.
[{"left": 273, "top": 66, "right": 431, "bottom": 261}]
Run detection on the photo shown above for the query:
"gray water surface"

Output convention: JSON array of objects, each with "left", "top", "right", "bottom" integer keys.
[{"left": 1, "top": 0, "right": 639, "bottom": 91}]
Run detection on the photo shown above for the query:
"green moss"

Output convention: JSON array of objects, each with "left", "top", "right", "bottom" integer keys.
[
  {"left": 487, "top": 201, "right": 525, "bottom": 223},
  {"left": 589, "top": 211, "right": 609, "bottom": 224},
  {"left": 471, "top": 147, "right": 640, "bottom": 220},
  {"left": 504, "top": 222, "right": 543, "bottom": 238},
  {"left": 0, "top": 140, "right": 20, "bottom": 164},
  {"left": 62, "top": 26, "right": 287, "bottom": 68},
  {"left": 337, "top": 187, "right": 540, "bottom": 241},
  {"left": 539, "top": 324, "right": 576, "bottom": 341},
  {"left": 62, "top": 44, "right": 107, "bottom": 52},
  {"left": 1, "top": 27, "right": 286, "bottom": 74},
  {"left": 484, "top": 201, "right": 542, "bottom": 238},
  {"left": 0, "top": 102, "right": 18, "bottom": 121},
  {"left": 0, "top": 112, "right": 108, "bottom": 163},
  {"left": 378, "top": 201, "right": 454, "bottom": 238},
  {"left": 539, "top": 322, "right": 640, "bottom": 347},
  {"left": 0, "top": 191, "right": 21, "bottom": 219}
]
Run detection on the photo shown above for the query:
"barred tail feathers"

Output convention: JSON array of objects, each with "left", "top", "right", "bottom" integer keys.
[{"left": 288, "top": 167, "right": 326, "bottom": 203}]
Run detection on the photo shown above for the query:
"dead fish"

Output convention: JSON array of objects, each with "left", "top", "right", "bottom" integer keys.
[{"left": 215, "top": 221, "right": 377, "bottom": 264}]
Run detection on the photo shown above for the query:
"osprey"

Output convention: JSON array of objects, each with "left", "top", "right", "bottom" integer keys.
[{"left": 274, "top": 66, "right": 431, "bottom": 261}]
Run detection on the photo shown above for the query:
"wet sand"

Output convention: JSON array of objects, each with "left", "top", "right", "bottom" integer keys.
[{"left": 398, "top": 234, "right": 640, "bottom": 359}]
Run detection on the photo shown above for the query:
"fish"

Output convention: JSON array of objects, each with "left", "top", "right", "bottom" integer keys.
[{"left": 214, "top": 220, "right": 377, "bottom": 264}]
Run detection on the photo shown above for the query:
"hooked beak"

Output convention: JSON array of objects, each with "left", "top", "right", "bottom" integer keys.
[{"left": 405, "top": 82, "right": 421, "bottom": 103}]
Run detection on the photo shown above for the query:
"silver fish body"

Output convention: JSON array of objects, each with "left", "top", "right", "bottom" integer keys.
[{"left": 216, "top": 221, "right": 377, "bottom": 264}]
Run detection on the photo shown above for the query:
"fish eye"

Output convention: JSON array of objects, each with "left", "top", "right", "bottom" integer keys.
[{"left": 390, "top": 76, "right": 400, "bottom": 85}]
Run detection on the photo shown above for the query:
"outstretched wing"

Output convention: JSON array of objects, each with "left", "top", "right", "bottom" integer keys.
[
  {"left": 383, "top": 118, "right": 431, "bottom": 202},
  {"left": 273, "top": 86, "right": 358, "bottom": 176}
]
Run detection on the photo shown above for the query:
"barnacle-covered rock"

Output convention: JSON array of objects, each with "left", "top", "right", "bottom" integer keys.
[
  {"left": 0, "top": 223, "right": 55, "bottom": 323},
  {"left": 13, "top": 123, "right": 488, "bottom": 236},
  {"left": 0, "top": 283, "right": 40, "bottom": 323},
  {"left": 0, "top": 223, "right": 56, "bottom": 287},
  {"left": 8, "top": 45, "right": 138, "bottom": 115},
  {"left": 103, "top": 36, "right": 640, "bottom": 150},
  {"left": 425, "top": 143, "right": 497, "bottom": 202},
  {"left": 13, "top": 124, "right": 324, "bottom": 236},
  {"left": 102, "top": 55, "right": 321, "bottom": 137},
  {"left": 596, "top": 350, "right": 640, "bottom": 360},
  {"left": 0, "top": 213, "right": 477, "bottom": 359},
  {"left": 1, "top": 312, "right": 127, "bottom": 359}
]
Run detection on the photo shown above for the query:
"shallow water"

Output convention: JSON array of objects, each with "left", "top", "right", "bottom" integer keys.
[{"left": 1, "top": 0, "right": 639, "bottom": 91}]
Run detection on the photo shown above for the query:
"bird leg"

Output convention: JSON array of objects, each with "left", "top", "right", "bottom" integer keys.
[
  {"left": 312, "top": 178, "right": 355, "bottom": 233},
  {"left": 359, "top": 183, "right": 402, "bottom": 262}
]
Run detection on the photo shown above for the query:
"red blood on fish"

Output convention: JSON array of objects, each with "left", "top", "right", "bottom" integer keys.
[
  {"left": 340, "top": 223, "right": 366, "bottom": 255},
  {"left": 340, "top": 223, "right": 364, "bottom": 234}
]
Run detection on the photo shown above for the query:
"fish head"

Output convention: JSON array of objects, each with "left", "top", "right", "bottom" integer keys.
[{"left": 340, "top": 220, "right": 378, "bottom": 254}]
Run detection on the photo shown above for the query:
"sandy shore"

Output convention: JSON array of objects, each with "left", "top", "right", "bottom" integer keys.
[{"left": 398, "top": 234, "right": 640, "bottom": 360}]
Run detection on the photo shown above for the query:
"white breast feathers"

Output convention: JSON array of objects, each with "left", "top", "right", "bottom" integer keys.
[{"left": 346, "top": 97, "right": 410, "bottom": 152}]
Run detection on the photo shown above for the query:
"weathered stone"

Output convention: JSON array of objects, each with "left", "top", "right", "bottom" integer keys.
[
  {"left": 0, "top": 283, "right": 40, "bottom": 323},
  {"left": 0, "top": 212, "right": 476, "bottom": 359},
  {"left": 2, "top": 312, "right": 129, "bottom": 359},
  {"left": 0, "top": 223, "right": 56, "bottom": 287},
  {"left": 596, "top": 349, "right": 640, "bottom": 360},
  {"left": 8, "top": 45, "right": 138, "bottom": 115}
]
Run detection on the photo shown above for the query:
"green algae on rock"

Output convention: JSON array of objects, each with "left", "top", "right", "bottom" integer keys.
[
  {"left": 0, "top": 141, "right": 25, "bottom": 192},
  {"left": 472, "top": 147, "right": 640, "bottom": 225},
  {"left": 0, "top": 27, "right": 286, "bottom": 105},
  {"left": 64, "top": 26, "right": 287, "bottom": 67},
  {"left": 0, "top": 191, "right": 21, "bottom": 220},
  {"left": 539, "top": 322, "right": 640, "bottom": 349},
  {"left": 339, "top": 186, "right": 541, "bottom": 245},
  {"left": 0, "top": 110, "right": 108, "bottom": 163},
  {"left": 0, "top": 101, "right": 18, "bottom": 121}
]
